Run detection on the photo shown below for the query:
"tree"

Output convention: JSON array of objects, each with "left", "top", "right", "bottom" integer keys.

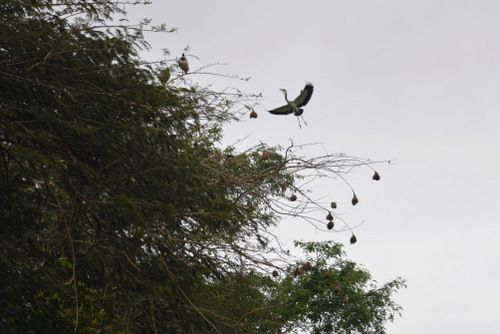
[
  {"left": 269, "top": 241, "right": 405, "bottom": 334},
  {"left": 0, "top": 1, "right": 404, "bottom": 333}
]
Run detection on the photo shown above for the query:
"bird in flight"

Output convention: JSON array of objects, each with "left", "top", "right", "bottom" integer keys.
[{"left": 268, "top": 83, "right": 314, "bottom": 128}]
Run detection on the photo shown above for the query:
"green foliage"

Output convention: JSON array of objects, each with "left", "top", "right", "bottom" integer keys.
[
  {"left": 0, "top": 1, "right": 404, "bottom": 333},
  {"left": 275, "top": 241, "right": 407, "bottom": 334}
]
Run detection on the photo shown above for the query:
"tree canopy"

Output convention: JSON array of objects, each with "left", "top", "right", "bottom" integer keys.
[{"left": 0, "top": 1, "right": 405, "bottom": 333}]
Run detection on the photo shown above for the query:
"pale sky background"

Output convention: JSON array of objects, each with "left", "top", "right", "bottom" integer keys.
[{"left": 128, "top": 1, "right": 500, "bottom": 333}]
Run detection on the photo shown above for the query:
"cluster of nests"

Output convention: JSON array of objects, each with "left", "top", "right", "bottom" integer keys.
[
  {"left": 256, "top": 119, "right": 380, "bottom": 237},
  {"left": 285, "top": 170, "right": 380, "bottom": 236}
]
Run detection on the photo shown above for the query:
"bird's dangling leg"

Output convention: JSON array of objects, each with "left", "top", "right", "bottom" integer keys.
[
  {"left": 296, "top": 116, "right": 302, "bottom": 129},
  {"left": 300, "top": 116, "right": 308, "bottom": 127}
]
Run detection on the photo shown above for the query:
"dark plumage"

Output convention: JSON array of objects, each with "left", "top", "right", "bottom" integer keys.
[
  {"left": 268, "top": 83, "right": 314, "bottom": 127},
  {"left": 178, "top": 53, "right": 189, "bottom": 74}
]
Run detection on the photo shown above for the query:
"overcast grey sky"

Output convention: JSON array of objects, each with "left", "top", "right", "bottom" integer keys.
[{"left": 129, "top": 1, "right": 500, "bottom": 332}]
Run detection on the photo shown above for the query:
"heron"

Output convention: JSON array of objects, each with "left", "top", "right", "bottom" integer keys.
[
  {"left": 267, "top": 83, "right": 314, "bottom": 128},
  {"left": 178, "top": 53, "right": 189, "bottom": 74}
]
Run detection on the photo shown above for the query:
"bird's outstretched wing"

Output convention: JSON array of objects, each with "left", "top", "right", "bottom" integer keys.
[
  {"left": 268, "top": 104, "right": 294, "bottom": 115},
  {"left": 293, "top": 83, "right": 314, "bottom": 107}
]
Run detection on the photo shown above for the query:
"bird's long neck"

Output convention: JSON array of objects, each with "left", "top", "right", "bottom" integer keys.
[{"left": 282, "top": 91, "right": 289, "bottom": 103}]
